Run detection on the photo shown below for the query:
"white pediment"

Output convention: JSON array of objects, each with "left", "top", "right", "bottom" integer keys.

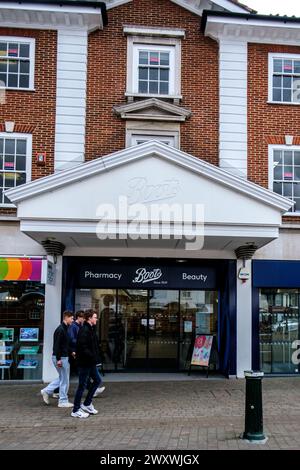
[
  {"left": 114, "top": 98, "right": 192, "bottom": 122},
  {"left": 105, "top": 0, "right": 252, "bottom": 15}
]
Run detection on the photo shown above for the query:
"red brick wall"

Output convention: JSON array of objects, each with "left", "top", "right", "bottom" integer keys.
[
  {"left": 0, "top": 28, "right": 57, "bottom": 215},
  {"left": 86, "top": 0, "right": 219, "bottom": 164}
]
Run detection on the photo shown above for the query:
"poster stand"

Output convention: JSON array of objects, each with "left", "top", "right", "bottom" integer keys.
[{"left": 187, "top": 334, "right": 218, "bottom": 377}]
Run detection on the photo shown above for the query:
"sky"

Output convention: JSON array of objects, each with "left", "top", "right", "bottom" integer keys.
[{"left": 245, "top": 0, "right": 300, "bottom": 16}]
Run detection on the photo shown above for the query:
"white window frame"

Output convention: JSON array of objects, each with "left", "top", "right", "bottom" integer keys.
[
  {"left": 131, "top": 133, "right": 176, "bottom": 147},
  {"left": 126, "top": 35, "right": 182, "bottom": 100},
  {"left": 0, "top": 133, "right": 32, "bottom": 207},
  {"left": 126, "top": 128, "right": 179, "bottom": 148},
  {"left": 268, "top": 53, "right": 300, "bottom": 105},
  {"left": 268, "top": 144, "right": 300, "bottom": 215},
  {"left": 0, "top": 36, "right": 35, "bottom": 91}
]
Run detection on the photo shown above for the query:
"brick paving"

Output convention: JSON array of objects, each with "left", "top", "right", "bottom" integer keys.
[{"left": 0, "top": 377, "right": 300, "bottom": 450}]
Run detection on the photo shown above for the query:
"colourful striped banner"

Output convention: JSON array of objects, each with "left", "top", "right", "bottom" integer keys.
[{"left": 0, "top": 258, "right": 42, "bottom": 281}]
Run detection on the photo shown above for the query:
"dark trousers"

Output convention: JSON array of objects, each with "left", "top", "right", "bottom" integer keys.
[{"left": 73, "top": 365, "right": 102, "bottom": 412}]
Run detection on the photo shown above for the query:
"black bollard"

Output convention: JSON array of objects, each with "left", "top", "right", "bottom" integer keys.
[{"left": 242, "top": 370, "right": 267, "bottom": 442}]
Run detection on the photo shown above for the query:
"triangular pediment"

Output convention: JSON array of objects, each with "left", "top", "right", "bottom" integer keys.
[
  {"left": 114, "top": 98, "right": 192, "bottom": 122},
  {"left": 104, "top": 0, "right": 254, "bottom": 15}
]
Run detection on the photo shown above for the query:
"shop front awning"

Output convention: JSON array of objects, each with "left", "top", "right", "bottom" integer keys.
[{"left": 5, "top": 141, "right": 292, "bottom": 258}]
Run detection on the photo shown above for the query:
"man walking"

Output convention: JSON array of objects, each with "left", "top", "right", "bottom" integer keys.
[
  {"left": 71, "top": 309, "right": 105, "bottom": 418},
  {"left": 40, "top": 311, "right": 74, "bottom": 408}
]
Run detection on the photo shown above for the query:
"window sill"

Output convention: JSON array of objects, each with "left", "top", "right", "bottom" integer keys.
[
  {"left": 125, "top": 92, "right": 182, "bottom": 100},
  {"left": 267, "top": 101, "right": 300, "bottom": 106},
  {"left": 0, "top": 204, "right": 16, "bottom": 208},
  {"left": 283, "top": 212, "right": 300, "bottom": 216},
  {"left": 0, "top": 87, "right": 35, "bottom": 92}
]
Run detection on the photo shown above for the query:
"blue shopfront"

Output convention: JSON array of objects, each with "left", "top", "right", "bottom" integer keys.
[
  {"left": 61, "top": 257, "right": 237, "bottom": 376},
  {"left": 253, "top": 260, "right": 300, "bottom": 375}
]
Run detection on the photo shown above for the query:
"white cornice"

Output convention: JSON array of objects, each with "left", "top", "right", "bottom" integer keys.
[
  {"left": 105, "top": 0, "right": 250, "bottom": 16},
  {"left": 5, "top": 141, "right": 293, "bottom": 213},
  {"left": 205, "top": 16, "right": 300, "bottom": 45},
  {"left": 0, "top": 2, "right": 104, "bottom": 32},
  {"left": 113, "top": 98, "right": 192, "bottom": 121},
  {"left": 123, "top": 25, "right": 186, "bottom": 38}
]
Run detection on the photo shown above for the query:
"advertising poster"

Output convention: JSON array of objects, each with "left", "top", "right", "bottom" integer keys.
[
  {"left": 0, "top": 345, "right": 13, "bottom": 354},
  {"left": 18, "top": 345, "right": 39, "bottom": 355},
  {"left": 19, "top": 328, "right": 39, "bottom": 342},
  {"left": 18, "top": 359, "right": 38, "bottom": 369},
  {"left": 0, "top": 328, "right": 14, "bottom": 342},
  {"left": 0, "top": 359, "right": 13, "bottom": 368},
  {"left": 191, "top": 335, "right": 213, "bottom": 366}
]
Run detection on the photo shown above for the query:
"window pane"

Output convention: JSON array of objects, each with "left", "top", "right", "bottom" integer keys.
[
  {"left": 283, "top": 76, "right": 292, "bottom": 88},
  {"left": 138, "top": 81, "right": 148, "bottom": 93},
  {"left": 4, "top": 155, "right": 14, "bottom": 170},
  {"left": 4, "top": 172, "right": 15, "bottom": 187},
  {"left": 294, "top": 61, "right": 300, "bottom": 73},
  {"left": 0, "top": 173, "right": 3, "bottom": 186},
  {"left": 149, "top": 52, "right": 159, "bottom": 65},
  {"left": 283, "top": 166, "right": 293, "bottom": 180},
  {"left": 149, "top": 81, "right": 158, "bottom": 94},
  {"left": 283, "top": 89, "right": 292, "bottom": 102},
  {"left": 19, "top": 60, "right": 29, "bottom": 74},
  {"left": 283, "top": 182, "right": 293, "bottom": 197},
  {"left": 284, "top": 151, "right": 293, "bottom": 165},
  {"left": 138, "top": 67, "right": 148, "bottom": 80},
  {"left": 0, "top": 188, "right": 3, "bottom": 203},
  {"left": 149, "top": 68, "right": 158, "bottom": 80},
  {"left": 19, "top": 74, "right": 29, "bottom": 88},
  {"left": 0, "top": 60, "right": 7, "bottom": 73},
  {"left": 8, "top": 43, "right": 18, "bottom": 57},
  {"left": 0, "top": 156, "right": 2, "bottom": 171},
  {"left": 283, "top": 60, "right": 293, "bottom": 73},
  {"left": 274, "top": 165, "right": 282, "bottom": 180},
  {"left": 273, "top": 59, "right": 282, "bottom": 73},
  {"left": 294, "top": 182, "right": 300, "bottom": 197},
  {"left": 3, "top": 193, "right": 10, "bottom": 204},
  {"left": 272, "top": 76, "right": 281, "bottom": 87},
  {"left": 0, "top": 73, "right": 7, "bottom": 86},
  {"left": 0, "top": 139, "right": 3, "bottom": 155},
  {"left": 294, "top": 151, "right": 300, "bottom": 165},
  {"left": 16, "top": 140, "right": 26, "bottom": 155},
  {"left": 16, "top": 156, "right": 26, "bottom": 171},
  {"left": 139, "top": 51, "right": 148, "bottom": 65},
  {"left": 0, "top": 43, "right": 7, "bottom": 56},
  {"left": 274, "top": 150, "right": 283, "bottom": 165},
  {"left": 8, "top": 60, "right": 18, "bottom": 73},
  {"left": 273, "top": 182, "right": 282, "bottom": 195},
  {"left": 160, "top": 52, "right": 169, "bottom": 66},
  {"left": 273, "top": 88, "right": 281, "bottom": 101},
  {"left": 5, "top": 139, "right": 15, "bottom": 155},
  {"left": 294, "top": 167, "right": 300, "bottom": 181},
  {"left": 15, "top": 172, "right": 26, "bottom": 186},
  {"left": 8, "top": 74, "right": 18, "bottom": 88},
  {"left": 19, "top": 44, "right": 29, "bottom": 58},
  {"left": 159, "top": 82, "right": 169, "bottom": 94},
  {"left": 295, "top": 198, "right": 300, "bottom": 212},
  {"left": 160, "top": 69, "right": 169, "bottom": 81}
]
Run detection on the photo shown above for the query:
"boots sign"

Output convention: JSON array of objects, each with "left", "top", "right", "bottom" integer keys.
[{"left": 79, "top": 263, "right": 216, "bottom": 289}]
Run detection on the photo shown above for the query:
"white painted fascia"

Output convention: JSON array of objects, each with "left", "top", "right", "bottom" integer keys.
[
  {"left": 0, "top": 2, "right": 104, "bottom": 32},
  {"left": 205, "top": 16, "right": 300, "bottom": 45},
  {"left": 123, "top": 25, "right": 186, "bottom": 38},
  {"left": 5, "top": 141, "right": 293, "bottom": 213}
]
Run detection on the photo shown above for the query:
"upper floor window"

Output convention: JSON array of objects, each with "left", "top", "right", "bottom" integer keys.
[
  {"left": 125, "top": 27, "right": 184, "bottom": 100},
  {"left": 0, "top": 37, "right": 35, "bottom": 90},
  {"left": 269, "top": 53, "right": 300, "bottom": 104},
  {"left": 0, "top": 134, "right": 32, "bottom": 206},
  {"left": 131, "top": 133, "right": 175, "bottom": 146},
  {"left": 270, "top": 146, "right": 300, "bottom": 213}
]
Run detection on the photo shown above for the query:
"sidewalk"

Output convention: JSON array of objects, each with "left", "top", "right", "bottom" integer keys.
[{"left": 0, "top": 376, "right": 300, "bottom": 450}]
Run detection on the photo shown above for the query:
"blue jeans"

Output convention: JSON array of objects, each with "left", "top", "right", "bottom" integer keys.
[
  {"left": 43, "top": 356, "right": 70, "bottom": 404},
  {"left": 73, "top": 365, "right": 102, "bottom": 412}
]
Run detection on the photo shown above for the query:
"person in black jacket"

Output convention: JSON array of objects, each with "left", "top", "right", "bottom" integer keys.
[
  {"left": 71, "top": 309, "right": 105, "bottom": 418},
  {"left": 40, "top": 311, "right": 74, "bottom": 408}
]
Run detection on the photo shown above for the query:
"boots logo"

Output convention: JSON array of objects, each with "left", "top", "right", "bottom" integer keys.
[{"left": 133, "top": 267, "right": 163, "bottom": 284}]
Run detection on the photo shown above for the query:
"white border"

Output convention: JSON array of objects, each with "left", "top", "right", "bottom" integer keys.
[
  {"left": 268, "top": 144, "right": 299, "bottom": 215},
  {"left": 268, "top": 52, "right": 300, "bottom": 105},
  {"left": 0, "top": 36, "right": 35, "bottom": 91},
  {"left": 1, "top": 132, "right": 32, "bottom": 207}
]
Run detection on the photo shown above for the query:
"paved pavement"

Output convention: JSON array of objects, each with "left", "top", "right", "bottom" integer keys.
[{"left": 0, "top": 376, "right": 300, "bottom": 450}]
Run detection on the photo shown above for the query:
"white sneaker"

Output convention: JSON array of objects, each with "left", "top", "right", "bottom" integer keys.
[
  {"left": 93, "top": 386, "right": 105, "bottom": 397},
  {"left": 71, "top": 409, "right": 89, "bottom": 419},
  {"left": 81, "top": 403, "right": 98, "bottom": 415},
  {"left": 52, "top": 393, "right": 59, "bottom": 399},
  {"left": 41, "top": 389, "right": 50, "bottom": 405},
  {"left": 58, "top": 401, "right": 73, "bottom": 408}
]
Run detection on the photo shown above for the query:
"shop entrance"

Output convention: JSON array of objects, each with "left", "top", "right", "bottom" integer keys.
[{"left": 75, "top": 288, "right": 219, "bottom": 371}]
